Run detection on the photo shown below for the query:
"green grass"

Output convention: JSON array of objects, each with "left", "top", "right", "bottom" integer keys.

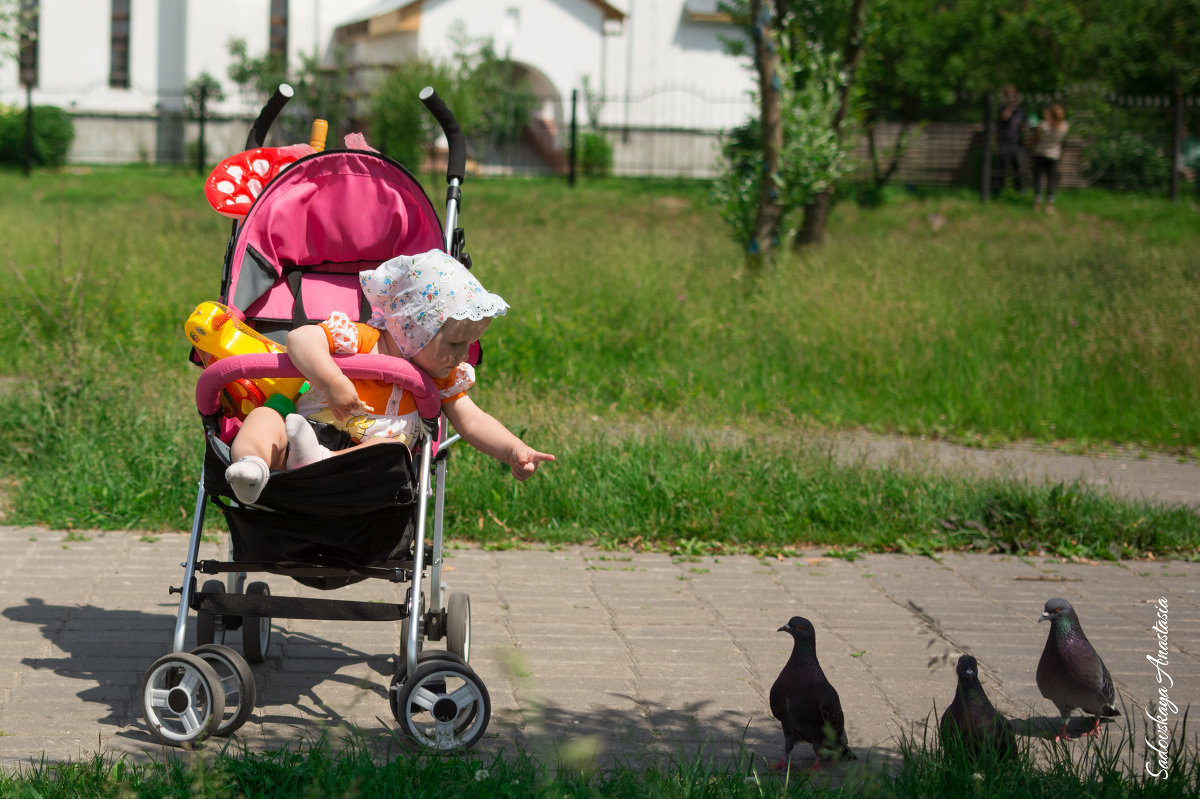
[
  {"left": 0, "top": 167, "right": 1198, "bottom": 558},
  {"left": 443, "top": 429, "right": 1200, "bottom": 559},
  {"left": 1, "top": 717, "right": 1196, "bottom": 798}
]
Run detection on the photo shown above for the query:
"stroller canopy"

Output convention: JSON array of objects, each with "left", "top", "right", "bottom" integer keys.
[{"left": 225, "top": 150, "right": 446, "bottom": 334}]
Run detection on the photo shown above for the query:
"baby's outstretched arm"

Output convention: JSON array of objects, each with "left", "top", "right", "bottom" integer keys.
[
  {"left": 286, "top": 325, "right": 373, "bottom": 420},
  {"left": 443, "top": 394, "right": 555, "bottom": 481}
]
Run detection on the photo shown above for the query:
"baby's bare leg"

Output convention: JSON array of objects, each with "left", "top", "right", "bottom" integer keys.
[
  {"left": 226, "top": 407, "right": 288, "bottom": 504},
  {"left": 232, "top": 407, "right": 289, "bottom": 468}
]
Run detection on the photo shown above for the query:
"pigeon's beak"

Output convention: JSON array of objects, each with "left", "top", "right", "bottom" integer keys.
[
  {"left": 777, "top": 625, "right": 788, "bottom": 633},
  {"left": 1039, "top": 612, "right": 1050, "bottom": 623}
]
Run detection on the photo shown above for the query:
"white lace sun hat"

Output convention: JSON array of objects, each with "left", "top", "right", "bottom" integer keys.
[{"left": 360, "top": 249, "right": 509, "bottom": 357}]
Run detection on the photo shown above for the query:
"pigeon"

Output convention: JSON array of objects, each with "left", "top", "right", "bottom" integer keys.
[
  {"left": 1036, "top": 598, "right": 1120, "bottom": 739},
  {"left": 939, "top": 654, "right": 1017, "bottom": 761},
  {"left": 769, "top": 616, "right": 855, "bottom": 769}
]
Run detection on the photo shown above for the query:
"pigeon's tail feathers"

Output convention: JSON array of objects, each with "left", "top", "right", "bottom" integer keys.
[{"left": 819, "top": 721, "right": 856, "bottom": 761}]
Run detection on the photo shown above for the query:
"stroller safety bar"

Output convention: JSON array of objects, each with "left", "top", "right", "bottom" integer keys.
[{"left": 195, "top": 352, "right": 441, "bottom": 420}]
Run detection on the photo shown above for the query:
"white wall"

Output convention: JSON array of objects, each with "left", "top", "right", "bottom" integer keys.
[
  {"left": 0, "top": 0, "right": 754, "bottom": 161},
  {"left": 601, "top": 0, "right": 752, "bottom": 130},
  {"left": 0, "top": 0, "right": 386, "bottom": 114},
  {"left": 416, "top": 0, "right": 606, "bottom": 106},
  {"left": 0, "top": 0, "right": 167, "bottom": 112}
]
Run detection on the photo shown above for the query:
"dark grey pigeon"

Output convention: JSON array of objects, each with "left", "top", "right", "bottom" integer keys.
[
  {"left": 939, "top": 654, "right": 1017, "bottom": 761},
  {"left": 769, "top": 616, "right": 855, "bottom": 769},
  {"left": 1036, "top": 598, "right": 1120, "bottom": 739}
]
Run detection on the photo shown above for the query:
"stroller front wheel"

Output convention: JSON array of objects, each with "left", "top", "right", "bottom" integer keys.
[
  {"left": 140, "top": 652, "right": 226, "bottom": 746},
  {"left": 391, "top": 659, "right": 490, "bottom": 750}
]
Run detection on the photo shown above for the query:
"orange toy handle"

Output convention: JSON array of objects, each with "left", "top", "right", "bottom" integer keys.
[{"left": 309, "top": 119, "right": 328, "bottom": 152}]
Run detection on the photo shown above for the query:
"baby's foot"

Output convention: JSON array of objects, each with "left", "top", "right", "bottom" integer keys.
[
  {"left": 225, "top": 455, "right": 270, "bottom": 504},
  {"left": 285, "top": 414, "right": 332, "bottom": 469}
]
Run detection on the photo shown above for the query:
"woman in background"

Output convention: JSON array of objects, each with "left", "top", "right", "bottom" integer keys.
[{"left": 1032, "top": 104, "right": 1069, "bottom": 214}]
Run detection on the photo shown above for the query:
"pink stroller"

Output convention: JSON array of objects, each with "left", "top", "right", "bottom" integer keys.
[{"left": 139, "top": 86, "right": 489, "bottom": 750}]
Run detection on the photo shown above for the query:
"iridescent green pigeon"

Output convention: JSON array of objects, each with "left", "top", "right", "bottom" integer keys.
[{"left": 1036, "top": 598, "right": 1120, "bottom": 739}]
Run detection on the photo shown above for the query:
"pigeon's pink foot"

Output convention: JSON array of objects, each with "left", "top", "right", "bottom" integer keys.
[
  {"left": 1080, "top": 718, "right": 1102, "bottom": 737},
  {"left": 769, "top": 757, "right": 789, "bottom": 771}
]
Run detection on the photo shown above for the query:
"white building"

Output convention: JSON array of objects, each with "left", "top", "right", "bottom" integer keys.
[{"left": 0, "top": 0, "right": 753, "bottom": 172}]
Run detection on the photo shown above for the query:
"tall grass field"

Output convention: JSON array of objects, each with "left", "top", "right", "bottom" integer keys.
[{"left": 0, "top": 167, "right": 1198, "bottom": 558}]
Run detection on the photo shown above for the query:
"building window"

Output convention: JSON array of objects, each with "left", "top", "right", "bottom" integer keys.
[
  {"left": 110, "top": 0, "right": 131, "bottom": 88},
  {"left": 269, "top": 0, "right": 288, "bottom": 61},
  {"left": 17, "top": 0, "right": 38, "bottom": 87}
]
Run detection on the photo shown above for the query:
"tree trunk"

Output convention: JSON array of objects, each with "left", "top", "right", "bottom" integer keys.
[
  {"left": 980, "top": 91, "right": 993, "bottom": 203},
  {"left": 1170, "top": 77, "right": 1183, "bottom": 202},
  {"left": 750, "top": 0, "right": 784, "bottom": 267},
  {"left": 797, "top": 191, "right": 833, "bottom": 244},
  {"left": 867, "top": 120, "right": 913, "bottom": 189},
  {"left": 793, "top": 0, "right": 867, "bottom": 249}
]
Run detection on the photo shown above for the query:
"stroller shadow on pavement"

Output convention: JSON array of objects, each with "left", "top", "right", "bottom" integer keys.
[{"left": 3, "top": 598, "right": 402, "bottom": 751}]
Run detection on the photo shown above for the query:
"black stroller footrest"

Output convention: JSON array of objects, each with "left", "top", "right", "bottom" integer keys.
[{"left": 196, "top": 592, "right": 408, "bottom": 622}]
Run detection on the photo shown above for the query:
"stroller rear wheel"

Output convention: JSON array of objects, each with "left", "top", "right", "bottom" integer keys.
[
  {"left": 446, "top": 591, "right": 470, "bottom": 661},
  {"left": 140, "top": 652, "right": 226, "bottom": 746},
  {"left": 196, "top": 579, "right": 227, "bottom": 646},
  {"left": 191, "top": 643, "right": 256, "bottom": 737},
  {"left": 241, "top": 581, "right": 272, "bottom": 663},
  {"left": 390, "top": 657, "right": 489, "bottom": 750}
]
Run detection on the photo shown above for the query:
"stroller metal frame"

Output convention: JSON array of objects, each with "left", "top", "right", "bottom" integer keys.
[{"left": 139, "top": 86, "right": 490, "bottom": 750}]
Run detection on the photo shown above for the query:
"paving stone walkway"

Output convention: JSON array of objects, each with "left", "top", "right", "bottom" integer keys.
[{"left": 0, "top": 437, "right": 1196, "bottom": 772}]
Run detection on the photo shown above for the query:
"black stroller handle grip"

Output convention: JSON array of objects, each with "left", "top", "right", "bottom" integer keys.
[
  {"left": 420, "top": 86, "right": 467, "bottom": 183},
  {"left": 246, "top": 83, "right": 295, "bottom": 149},
  {"left": 196, "top": 353, "right": 440, "bottom": 420}
]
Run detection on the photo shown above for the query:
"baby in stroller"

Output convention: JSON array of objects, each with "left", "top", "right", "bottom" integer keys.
[{"left": 224, "top": 248, "right": 555, "bottom": 505}]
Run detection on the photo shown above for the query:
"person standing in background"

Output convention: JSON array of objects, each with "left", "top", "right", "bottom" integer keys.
[
  {"left": 1031, "top": 104, "right": 1069, "bottom": 214},
  {"left": 996, "top": 85, "right": 1027, "bottom": 194}
]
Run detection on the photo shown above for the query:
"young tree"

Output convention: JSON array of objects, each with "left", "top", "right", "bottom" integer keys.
[
  {"left": 716, "top": 0, "right": 867, "bottom": 255},
  {"left": 749, "top": 0, "right": 784, "bottom": 262},
  {"left": 794, "top": 0, "right": 866, "bottom": 247}
]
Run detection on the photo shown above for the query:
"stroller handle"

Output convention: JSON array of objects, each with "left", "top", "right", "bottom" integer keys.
[
  {"left": 420, "top": 87, "right": 466, "bottom": 184},
  {"left": 196, "top": 352, "right": 441, "bottom": 421},
  {"left": 246, "top": 83, "right": 295, "bottom": 149}
]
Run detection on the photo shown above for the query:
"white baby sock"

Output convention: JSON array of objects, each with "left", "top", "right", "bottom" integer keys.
[
  {"left": 225, "top": 455, "right": 270, "bottom": 504},
  {"left": 285, "top": 414, "right": 332, "bottom": 469}
]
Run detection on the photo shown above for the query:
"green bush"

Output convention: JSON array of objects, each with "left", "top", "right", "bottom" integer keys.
[
  {"left": 370, "top": 60, "right": 460, "bottom": 168},
  {"left": 0, "top": 104, "right": 76, "bottom": 168},
  {"left": 368, "top": 36, "right": 538, "bottom": 171},
  {"left": 578, "top": 131, "right": 613, "bottom": 177},
  {"left": 1081, "top": 131, "right": 1171, "bottom": 191}
]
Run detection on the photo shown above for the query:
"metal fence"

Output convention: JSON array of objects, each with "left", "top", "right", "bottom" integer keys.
[{"left": 23, "top": 84, "right": 1200, "bottom": 196}]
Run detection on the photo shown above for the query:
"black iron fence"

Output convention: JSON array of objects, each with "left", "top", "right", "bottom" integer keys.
[{"left": 17, "top": 84, "right": 1200, "bottom": 198}]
